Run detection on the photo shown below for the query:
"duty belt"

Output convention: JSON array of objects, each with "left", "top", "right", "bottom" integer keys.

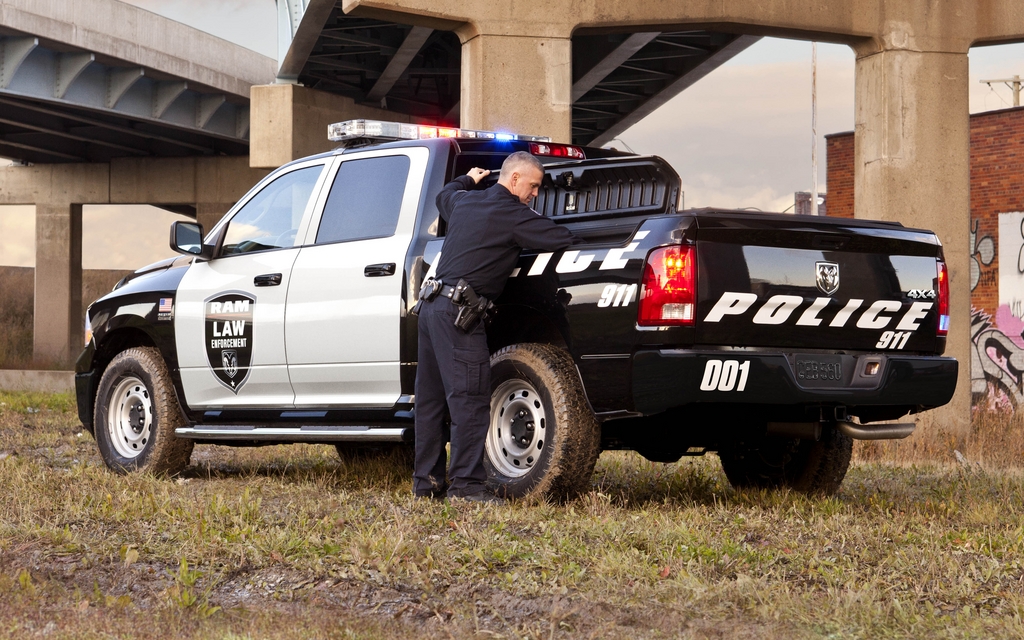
[{"left": 440, "top": 284, "right": 463, "bottom": 301}]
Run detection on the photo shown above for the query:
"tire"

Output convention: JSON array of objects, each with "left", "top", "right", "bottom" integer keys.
[
  {"left": 718, "top": 426, "right": 852, "bottom": 495},
  {"left": 93, "top": 347, "right": 193, "bottom": 475},
  {"left": 484, "top": 343, "right": 600, "bottom": 499}
]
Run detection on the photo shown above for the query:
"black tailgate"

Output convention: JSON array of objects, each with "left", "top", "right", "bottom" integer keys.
[{"left": 693, "top": 212, "right": 944, "bottom": 353}]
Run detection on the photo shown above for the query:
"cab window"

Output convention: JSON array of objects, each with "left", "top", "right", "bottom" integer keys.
[
  {"left": 315, "top": 155, "right": 411, "bottom": 245},
  {"left": 221, "top": 165, "right": 323, "bottom": 256}
]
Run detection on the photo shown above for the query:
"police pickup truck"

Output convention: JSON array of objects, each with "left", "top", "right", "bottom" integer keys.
[{"left": 75, "top": 119, "right": 958, "bottom": 497}]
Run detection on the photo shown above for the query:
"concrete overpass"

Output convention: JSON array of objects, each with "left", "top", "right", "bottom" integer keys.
[
  {"left": 0, "top": 0, "right": 276, "bottom": 366},
  {"left": 0, "top": 0, "right": 273, "bottom": 162}
]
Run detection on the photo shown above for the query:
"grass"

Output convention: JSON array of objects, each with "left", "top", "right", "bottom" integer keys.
[{"left": 1, "top": 391, "right": 1023, "bottom": 638}]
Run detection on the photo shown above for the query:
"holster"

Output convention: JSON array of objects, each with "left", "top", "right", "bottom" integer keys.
[
  {"left": 451, "top": 279, "right": 494, "bottom": 332},
  {"left": 410, "top": 277, "right": 442, "bottom": 316}
]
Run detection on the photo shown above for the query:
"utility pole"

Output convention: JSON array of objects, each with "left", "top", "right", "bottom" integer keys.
[
  {"left": 811, "top": 42, "right": 819, "bottom": 216},
  {"left": 980, "top": 75, "right": 1022, "bottom": 107}
]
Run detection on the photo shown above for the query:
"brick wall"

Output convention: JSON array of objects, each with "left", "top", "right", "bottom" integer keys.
[
  {"left": 825, "top": 132, "right": 854, "bottom": 219},
  {"left": 969, "top": 107, "right": 1024, "bottom": 319}
]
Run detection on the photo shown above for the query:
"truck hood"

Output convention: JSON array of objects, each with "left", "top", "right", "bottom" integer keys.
[{"left": 113, "top": 255, "right": 193, "bottom": 291}]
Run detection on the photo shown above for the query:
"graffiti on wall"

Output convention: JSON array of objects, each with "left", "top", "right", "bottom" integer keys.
[
  {"left": 971, "top": 309, "right": 1024, "bottom": 411},
  {"left": 972, "top": 212, "right": 1024, "bottom": 411},
  {"left": 970, "top": 219, "right": 995, "bottom": 291}
]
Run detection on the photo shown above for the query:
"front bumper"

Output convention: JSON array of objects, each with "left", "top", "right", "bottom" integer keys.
[{"left": 632, "top": 349, "right": 958, "bottom": 415}]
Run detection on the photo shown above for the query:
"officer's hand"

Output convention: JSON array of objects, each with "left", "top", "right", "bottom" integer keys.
[{"left": 466, "top": 167, "right": 491, "bottom": 184}]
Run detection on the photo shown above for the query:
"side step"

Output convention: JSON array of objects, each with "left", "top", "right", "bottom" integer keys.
[{"left": 175, "top": 425, "right": 410, "bottom": 442}]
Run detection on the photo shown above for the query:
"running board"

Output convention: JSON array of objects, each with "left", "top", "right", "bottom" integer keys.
[{"left": 175, "top": 425, "right": 410, "bottom": 442}]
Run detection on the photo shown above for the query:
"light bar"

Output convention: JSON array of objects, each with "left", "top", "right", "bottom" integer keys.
[{"left": 328, "top": 119, "right": 551, "bottom": 144}]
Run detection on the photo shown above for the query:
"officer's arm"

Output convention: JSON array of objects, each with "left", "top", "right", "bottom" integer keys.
[
  {"left": 435, "top": 174, "right": 478, "bottom": 222},
  {"left": 512, "top": 209, "right": 579, "bottom": 251}
]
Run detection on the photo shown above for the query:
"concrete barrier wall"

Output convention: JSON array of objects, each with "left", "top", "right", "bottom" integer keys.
[{"left": 0, "top": 369, "right": 74, "bottom": 393}]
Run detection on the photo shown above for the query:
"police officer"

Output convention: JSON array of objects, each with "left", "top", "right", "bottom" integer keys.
[{"left": 414, "top": 151, "right": 577, "bottom": 502}]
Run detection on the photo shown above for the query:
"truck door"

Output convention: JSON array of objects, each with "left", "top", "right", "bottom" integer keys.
[
  {"left": 285, "top": 147, "right": 428, "bottom": 406},
  {"left": 175, "top": 159, "right": 330, "bottom": 408}
]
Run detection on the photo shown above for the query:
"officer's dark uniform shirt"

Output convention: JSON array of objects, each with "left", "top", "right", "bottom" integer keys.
[{"left": 434, "top": 174, "right": 577, "bottom": 300}]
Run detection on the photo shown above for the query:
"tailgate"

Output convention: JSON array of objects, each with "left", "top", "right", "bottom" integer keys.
[{"left": 693, "top": 213, "right": 945, "bottom": 353}]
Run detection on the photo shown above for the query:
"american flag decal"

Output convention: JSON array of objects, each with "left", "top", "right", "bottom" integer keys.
[{"left": 159, "top": 298, "right": 173, "bottom": 313}]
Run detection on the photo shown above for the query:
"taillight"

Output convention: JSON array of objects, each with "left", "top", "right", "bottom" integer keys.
[
  {"left": 936, "top": 260, "right": 950, "bottom": 336},
  {"left": 528, "top": 142, "right": 585, "bottom": 159},
  {"left": 638, "top": 245, "right": 696, "bottom": 326}
]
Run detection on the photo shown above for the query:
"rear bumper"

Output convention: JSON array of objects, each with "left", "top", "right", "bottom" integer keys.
[{"left": 632, "top": 349, "right": 958, "bottom": 415}]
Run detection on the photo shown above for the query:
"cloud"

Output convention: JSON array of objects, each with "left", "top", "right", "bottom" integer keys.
[{"left": 620, "top": 40, "right": 854, "bottom": 213}]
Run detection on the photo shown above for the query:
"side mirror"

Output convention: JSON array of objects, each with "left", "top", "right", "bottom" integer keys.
[{"left": 169, "top": 221, "right": 214, "bottom": 260}]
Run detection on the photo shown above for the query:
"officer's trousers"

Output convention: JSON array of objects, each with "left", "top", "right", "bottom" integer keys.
[{"left": 413, "top": 296, "right": 491, "bottom": 497}]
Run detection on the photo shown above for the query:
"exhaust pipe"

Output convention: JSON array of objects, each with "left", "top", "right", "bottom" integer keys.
[
  {"left": 766, "top": 421, "right": 916, "bottom": 441},
  {"left": 837, "top": 421, "right": 916, "bottom": 440}
]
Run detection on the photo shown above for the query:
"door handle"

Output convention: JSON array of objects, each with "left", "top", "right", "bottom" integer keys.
[
  {"left": 364, "top": 263, "right": 396, "bottom": 277},
  {"left": 254, "top": 273, "right": 282, "bottom": 287}
]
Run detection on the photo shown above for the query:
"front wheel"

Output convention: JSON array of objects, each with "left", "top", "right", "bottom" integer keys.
[
  {"left": 93, "top": 347, "right": 193, "bottom": 475},
  {"left": 484, "top": 343, "right": 600, "bottom": 499},
  {"left": 718, "top": 426, "right": 852, "bottom": 495}
]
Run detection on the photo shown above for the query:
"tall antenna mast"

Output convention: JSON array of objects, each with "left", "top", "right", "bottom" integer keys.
[{"left": 811, "top": 42, "right": 819, "bottom": 216}]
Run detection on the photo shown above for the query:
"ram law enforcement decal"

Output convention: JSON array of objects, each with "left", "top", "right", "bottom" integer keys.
[
  {"left": 815, "top": 261, "right": 840, "bottom": 296},
  {"left": 205, "top": 292, "right": 255, "bottom": 393}
]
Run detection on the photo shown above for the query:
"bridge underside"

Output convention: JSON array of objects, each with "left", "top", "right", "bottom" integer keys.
[
  {"left": 0, "top": 94, "right": 249, "bottom": 164},
  {"left": 285, "top": 11, "right": 756, "bottom": 146},
  {"left": 0, "top": 30, "right": 255, "bottom": 164}
]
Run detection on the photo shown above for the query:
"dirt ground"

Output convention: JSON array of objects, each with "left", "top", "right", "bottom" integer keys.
[{"left": 1, "top": 392, "right": 1023, "bottom": 639}]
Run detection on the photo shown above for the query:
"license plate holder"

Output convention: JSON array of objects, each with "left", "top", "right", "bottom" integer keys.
[{"left": 795, "top": 356, "right": 844, "bottom": 387}]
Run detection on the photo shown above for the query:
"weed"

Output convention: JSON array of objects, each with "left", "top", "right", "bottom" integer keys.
[{"left": 167, "top": 558, "right": 221, "bottom": 618}]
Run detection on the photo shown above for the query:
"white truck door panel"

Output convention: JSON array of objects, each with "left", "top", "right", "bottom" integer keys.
[
  {"left": 176, "top": 251, "right": 300, "bottom": 407},
  {"left": 175, "top": 161, "right": 329, "bottom": 408},
  {"left": 286, "top": 147, "right": 428, "bottom": 406}
]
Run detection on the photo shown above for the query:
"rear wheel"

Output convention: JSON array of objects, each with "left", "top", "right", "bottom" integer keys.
[
  {"left": 94, "top": 347, "right": 192, "bottom": 475},
  {"left": 485, "top": 343, "right": 600, "bottom": 499},
  {"left": 718, "top": 426, "right": 852, "bottom": 495}
]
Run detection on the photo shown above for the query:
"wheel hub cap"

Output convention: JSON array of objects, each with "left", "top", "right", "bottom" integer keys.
[
  {"left": 107, "top": 375, "right": 153, "bottom": 459},
  {"left": 509, "top": 409, "right": 535, "bottom": 447},
  {"left": 486, "top": 379, "right": 547, "bottom": 478}
]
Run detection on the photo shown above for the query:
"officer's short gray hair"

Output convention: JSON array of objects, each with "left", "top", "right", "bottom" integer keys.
[{"left": 501, "top": 151, "right": 544, "bottom": 177}]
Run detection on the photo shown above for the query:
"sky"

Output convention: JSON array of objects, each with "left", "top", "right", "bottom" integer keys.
[{"left": 0, "top": 1, "right": 1023, "bottom": 269}]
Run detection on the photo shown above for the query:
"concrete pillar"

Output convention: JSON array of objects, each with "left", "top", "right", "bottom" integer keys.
[
  {"left": 34, "top": 203, "right": 83, "bottom": 366},
  {"left": 460, "top": 34, "right": 571, "bottom": 143},
  {"left": 853, "top": 47, "right": 971, "bottom": 434},
  {"left": 250, "top": 84, "right": 418, "bottom": 169},
  {"left": 196, "top": 203, "right": 233, "bottom": 233}
]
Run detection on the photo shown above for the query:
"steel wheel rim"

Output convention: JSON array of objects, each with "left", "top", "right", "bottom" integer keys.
[
  {"left": 107, "top": 375, "right": 153, "bottom": 459},
  {"left": 486, "top": 379, "right": 547, "bottom": 478}
]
